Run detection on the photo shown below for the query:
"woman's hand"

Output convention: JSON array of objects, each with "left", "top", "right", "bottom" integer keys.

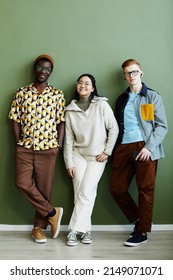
[
  {"left": 67, "top": 167, "right": 75, "bottom": 178},
  {"left": 96, "top": 152, "right": 109, "bottom": 162}
]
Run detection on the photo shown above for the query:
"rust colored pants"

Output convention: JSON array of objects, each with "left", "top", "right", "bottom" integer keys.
[
  {"left": 15, "top": 146, "right": 59, "bottom": 229},
  {"left": 110, "top": 142, "right": 158, "bottom": 233}
]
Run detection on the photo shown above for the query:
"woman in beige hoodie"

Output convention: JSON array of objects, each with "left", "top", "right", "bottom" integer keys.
[{"left": 64, "top": 74, "right": 119, "bottom": 246}]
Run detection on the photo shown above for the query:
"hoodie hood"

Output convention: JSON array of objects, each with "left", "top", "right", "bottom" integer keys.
[{"left": 65, "top": 96, "right": 108, "bottom": 112}]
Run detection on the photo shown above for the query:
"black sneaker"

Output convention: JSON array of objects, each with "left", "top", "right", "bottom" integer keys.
[
  {"left": 129, "top": 220, "right": 139, "bottom": 237},
  {"left": 125, "top": 232, "right": 148, "bottom": 247}
]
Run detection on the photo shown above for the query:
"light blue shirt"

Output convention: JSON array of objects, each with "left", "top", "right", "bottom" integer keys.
[{"left": 122, "top": 92, "right": 143, "bottom": 143}]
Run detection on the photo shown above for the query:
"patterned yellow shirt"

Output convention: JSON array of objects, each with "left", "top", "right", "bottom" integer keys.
[{"left": 9, "top": 83, "right": 65, "bottom": 150}]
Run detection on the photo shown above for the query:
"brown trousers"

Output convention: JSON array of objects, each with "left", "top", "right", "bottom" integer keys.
[
  {"left": 15, "top": 146, "right": 59, "bottom": 229},
  {"left": 110, "top": 141, "right": 158, "bottom": 233}
]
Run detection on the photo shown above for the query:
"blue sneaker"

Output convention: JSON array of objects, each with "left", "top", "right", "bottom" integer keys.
[{"left": 125, "top": 232, "right": 147, "bottom": 247}]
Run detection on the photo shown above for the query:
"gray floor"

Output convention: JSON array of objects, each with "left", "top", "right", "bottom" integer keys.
[{"left": 0, "top": 231, "right": 173, "bottom": 260}]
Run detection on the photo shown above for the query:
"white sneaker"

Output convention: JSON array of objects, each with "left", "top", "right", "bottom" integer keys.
[
  {"left": 67, "top": 231, "right": 78, "bottom": 246},
  {"left": 81, "top": 231, "right": 92, "bottom": 244}
]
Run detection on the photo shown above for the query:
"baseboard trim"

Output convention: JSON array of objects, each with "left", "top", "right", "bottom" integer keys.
[{"left": 0, "top": 224, "right": 173, "bottom": 231}]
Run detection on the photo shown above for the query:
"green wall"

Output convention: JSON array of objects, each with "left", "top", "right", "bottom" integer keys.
[{"left": 0, "top": 0, "right": 172, "bottom": 225}]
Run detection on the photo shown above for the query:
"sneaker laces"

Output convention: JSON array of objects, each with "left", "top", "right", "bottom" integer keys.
[
  {"left": 67, "top": 231, "right": 77, "bottom": 241},
  {"left": 48, "top": 217, "right": 54, "bottom": 226},
  {"left": 34, "top": 227, "right": 45, "bottom": 237},
  {"left": 81, "top": 231, "right": 92, "bottom": 240}
]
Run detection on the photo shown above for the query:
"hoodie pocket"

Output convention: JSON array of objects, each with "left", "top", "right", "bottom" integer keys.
[{"left": 141, "top": 104, "right": 154, "bottom": 121}]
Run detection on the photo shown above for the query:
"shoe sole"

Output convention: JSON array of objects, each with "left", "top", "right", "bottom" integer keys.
[
  {"left": 124, "top": 239, "right": 148, "bottom": 247},
  {"left": 52, "top": 207, "right": 63, "bottom": 239},
  {"left": 81, "top": 240, "right": 92, "bottom": 244},
  {"left": 32, "top": 236, "right": 47, "bottom": 244},
  {"left": 67, "top": 241, "right": 78, "bottom": 246}
]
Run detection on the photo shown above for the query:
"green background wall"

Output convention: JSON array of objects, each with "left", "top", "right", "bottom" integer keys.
[{"left": 0, "top": 0, "right": 172, "bottom": 226}]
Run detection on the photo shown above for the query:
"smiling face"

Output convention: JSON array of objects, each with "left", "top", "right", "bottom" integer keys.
[
  {"left": 34, "top": 59, "right": 53, "bottom": 84},
  {"left": 76, "top": 76, "right": 94, "bottom": 99}
]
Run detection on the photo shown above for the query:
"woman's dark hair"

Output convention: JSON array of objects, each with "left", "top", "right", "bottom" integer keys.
[{"left": 75, "top": 73, "right": 99, "bottom": 101}]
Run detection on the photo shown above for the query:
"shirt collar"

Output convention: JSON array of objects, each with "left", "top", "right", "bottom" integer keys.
[
  {"left": 124, "top": 82, "right": 147, "bottom": 97},
  {"left": 30, "top": 83, "right": 52, "bottom": 93}
]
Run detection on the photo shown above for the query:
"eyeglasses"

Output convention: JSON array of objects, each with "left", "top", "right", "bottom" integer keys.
[
  {"left": 35, "top": 65, "right": 52, "bottom": 74},
  {"left": 124, "top": 70, "right": 140, "bottom": 77},
  {"left": 77, "top": 81, "right": 92, "bottom": 86}
]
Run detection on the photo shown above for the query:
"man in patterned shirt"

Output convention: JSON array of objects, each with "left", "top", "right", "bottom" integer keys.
[{"left": 9, "top": 54, "right": 65, "bottom": 243}]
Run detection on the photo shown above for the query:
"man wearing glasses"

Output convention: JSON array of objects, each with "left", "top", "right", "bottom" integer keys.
[
  {"left": 110, "top": 59, "right": 168, "bottom": 246},
  {"left": 9, "top": 54, "right": 65, "bottom": 243}
]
